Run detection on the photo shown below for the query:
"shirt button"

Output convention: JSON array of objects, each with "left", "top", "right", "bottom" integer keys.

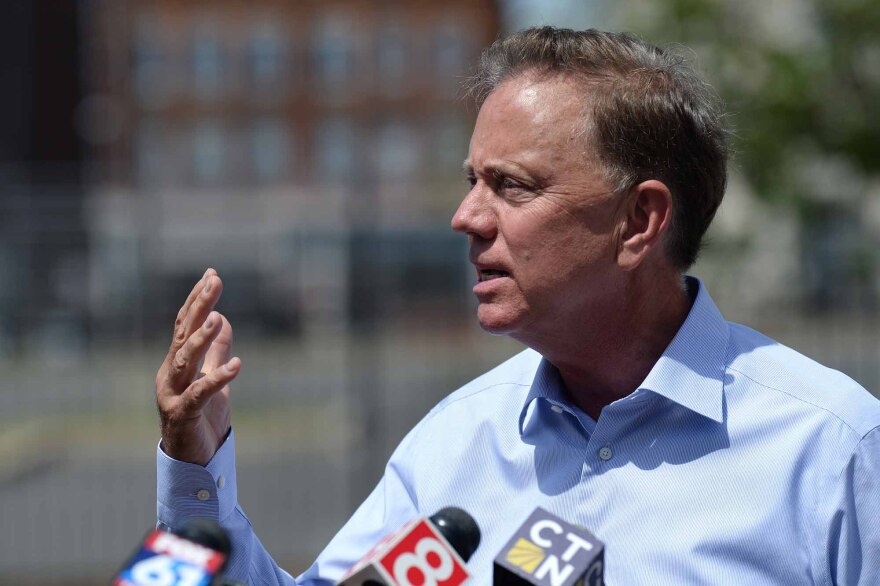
[
  {"left": 550, "top": 405, "right": 564, "bottom": 414},
  {"left": 598, "top": 446, "right": 613, "bottom": 461},
  {"left": 196, "top": 489, "right": 211, "bottom": 501},
  {"left": 217, "top": 476, "right": 226, "bottom": 489}
]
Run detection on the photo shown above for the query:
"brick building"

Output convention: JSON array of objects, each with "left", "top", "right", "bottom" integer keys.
[{"left": 80, "top": 0, "right": 499, "bottom": 337}]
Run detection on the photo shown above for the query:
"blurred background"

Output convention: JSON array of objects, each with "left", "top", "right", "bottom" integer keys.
[{"left": 0, "top": 0, "right": 877, "bottom": 583}]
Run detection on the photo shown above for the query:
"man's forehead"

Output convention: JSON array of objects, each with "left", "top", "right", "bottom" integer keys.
[
  {"left": 465, "top": 74, "right": 592, "bottom": 175},
  {"left": 486, "top": 76, "right": 589, "bottom": 144},
  {"left": 487, "top": 73, "right": 585, "bottom": 123},
  {"left": 507, "top": 79, "right": 544, "bottom": 110}
]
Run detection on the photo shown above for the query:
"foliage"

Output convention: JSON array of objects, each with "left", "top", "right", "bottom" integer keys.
[{"left": 616, "top": 0, "right": 880, "bottom": 214}]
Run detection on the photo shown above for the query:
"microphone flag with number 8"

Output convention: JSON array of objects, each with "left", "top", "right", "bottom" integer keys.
[
  {"left": 380, "top": 518, "right": 468, "bottom": 586},
  {"left": 337, "top": 508, "right": 480, "bottom": 586}
]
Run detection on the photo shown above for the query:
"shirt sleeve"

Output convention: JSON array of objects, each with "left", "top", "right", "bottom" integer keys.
[
  {"left": 156, "top": 426, "right": 421, "bottom": 585},
  {"left": 156, "top": 428, "right": 296, "bottom": 584},
  {"left": 824, "top": 426, "right": 880, "bottom": 586}
]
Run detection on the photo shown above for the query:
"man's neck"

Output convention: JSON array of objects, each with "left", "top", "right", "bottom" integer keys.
[{"left": 527, "top": 272, "right": 693, "bottom": 421}]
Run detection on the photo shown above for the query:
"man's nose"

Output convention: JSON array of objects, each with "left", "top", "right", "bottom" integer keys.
[{"left": 451, "top": 186, "right": 496, "bottom": 240}]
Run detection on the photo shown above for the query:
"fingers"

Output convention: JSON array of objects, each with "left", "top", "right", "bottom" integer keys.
[
  {"left": 165, "top": 310, "right": 223, "bottom": 392},
  {"left": 203, "top": 313, "right": 234, "bottom": 371},
  {"left": 169, "top": 269, "right": 223, "bottom": 357},
  {"left": 181, "top": 356, "right": 242, "bottom": 413},
  {"left": 174, "top": 268, "right": 214, "bottom": 335}
]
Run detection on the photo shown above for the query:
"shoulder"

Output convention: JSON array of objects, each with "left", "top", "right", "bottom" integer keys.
[
  {"left": 726, "top": 321, "right": 880, "bottom": 438},
  {"left": 392, "top": 348, "right": 541, "bottom": 452}
]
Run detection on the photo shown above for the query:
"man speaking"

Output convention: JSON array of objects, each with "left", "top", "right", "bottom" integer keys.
[{"left": 154, "top": 27, "right": 880, "bottom": 584}]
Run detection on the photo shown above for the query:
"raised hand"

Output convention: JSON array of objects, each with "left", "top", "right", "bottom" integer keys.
[{"left": 155, "top": 268, "right": 242, "bottom": 465}]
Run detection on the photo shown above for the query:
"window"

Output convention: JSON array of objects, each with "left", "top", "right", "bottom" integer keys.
[
  {"left": 133, "top": 13, "right": 174, "bottom": 109},
  {"left": 251, "top": 119, "right": 293, "bottom": 184},
  {"left": 135, "top": 119, "right": 182, "bottom": 188},
  {"left": 375, "top": 120, "right": 420, "bottom": 180},
  {"left": 433, "top": 23, "right": 471, "bottom": 95},
  {"left": 191, "top": 19, "right": 225, "bottom": 101},
  {"left": 193, "top": 120, "right": 226, "bottom": 184},
  {"left": 376, "top": 23, "right": 408, "bottom": 98},
  {"left": 248, "top": 21, "right": 290, "bottom": 101},
  {"left": 315, "top": 117, "right": 356, "bottom": 182},
  {"left": 313, "top": 17, "right": 354, "bottom": 98}
]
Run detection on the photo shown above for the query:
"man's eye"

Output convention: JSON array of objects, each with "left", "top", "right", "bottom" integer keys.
[
  {"left": 466, "top": 175, "right": 477, "bottom": 188},
  {"left": 497, "top": 178, "right": 524, "bottom": 193}
]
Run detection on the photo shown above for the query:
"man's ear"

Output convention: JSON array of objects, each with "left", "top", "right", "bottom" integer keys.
[{"left": 616, "top": 180, "right": 673, "bottom": 271}]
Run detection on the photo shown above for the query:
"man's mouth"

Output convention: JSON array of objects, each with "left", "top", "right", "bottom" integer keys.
[{"left": 478, "top": 269, "right": 510, "bottom": 282}]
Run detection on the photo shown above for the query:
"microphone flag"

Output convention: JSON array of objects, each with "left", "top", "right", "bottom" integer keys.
[
  {"left": 114, "top": 528, "right": 227, "bottom": 586},
  {"left": 338, "top": 517, "right": 471, "bottom": 586},
  {"left": 493, "top": 508, "right": 604, "bottom": 586}
]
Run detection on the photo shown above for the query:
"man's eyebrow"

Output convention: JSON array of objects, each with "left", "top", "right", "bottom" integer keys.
[
  {"left": 462, "top": 160, "right": 545, "bottom": 186},
  {"left": 461, "top": 161, "right": 511, "bottom": 176}
]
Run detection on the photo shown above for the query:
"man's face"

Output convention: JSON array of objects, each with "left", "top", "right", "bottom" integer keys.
[{"left": 453, "top": 74, "right": 624, "bottom": 343}]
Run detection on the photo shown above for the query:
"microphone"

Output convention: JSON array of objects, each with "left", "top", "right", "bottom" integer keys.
[
  {"left": 114, "top": 518, "right": 233, "bottom": 586},
  {"left": 337, "top": 507, "right": 482, "bottom": 586},
  {"left": 493, "top": 508, "right": 604, "bottom": 586}
]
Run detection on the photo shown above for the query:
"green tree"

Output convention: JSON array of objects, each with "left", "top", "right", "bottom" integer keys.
[{"left": 617, "top": 0, "right": 880, "bottom": 308}]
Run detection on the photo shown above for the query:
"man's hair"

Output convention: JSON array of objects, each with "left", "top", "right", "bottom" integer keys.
[{"left": 465, "top": 27, "right": 729, "bottom": 271}]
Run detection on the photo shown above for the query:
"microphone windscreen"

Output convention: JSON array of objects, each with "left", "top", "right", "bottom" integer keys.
[{"left": 429, "top": 507, "right": 482, "bottom": 562}]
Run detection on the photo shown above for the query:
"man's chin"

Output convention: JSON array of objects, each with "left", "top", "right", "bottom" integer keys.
[{"left": 476, "top": 305, "right": 522, "bottom": 336}]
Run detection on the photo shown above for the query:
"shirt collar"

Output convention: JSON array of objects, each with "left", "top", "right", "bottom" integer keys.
[
  {"left": 519, "top": 276, "right": 728, "bottom": 434},
  {"left": 518, "top": 357, "right": 569, "bottom": 434},
  {"left": 637, "top": 277, "right": 728, "bottom": 423}
]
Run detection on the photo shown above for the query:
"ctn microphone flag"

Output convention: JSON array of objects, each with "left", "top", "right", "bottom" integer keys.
[
  {"left": 114, "top": 518, "right": 232, "bottom": 586},
  {"left": 493, "top": 508, "right": 604, "bottom": 586},
  {"left": 337, "top": 507, "right": 481, "bottom": 586}
]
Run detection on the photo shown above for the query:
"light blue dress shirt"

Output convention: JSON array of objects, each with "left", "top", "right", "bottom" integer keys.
[{"left": 157, "top": 279, "right": 880, "bottom": 585}]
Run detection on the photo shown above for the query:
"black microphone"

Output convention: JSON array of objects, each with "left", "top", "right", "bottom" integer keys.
[
  {"left": 113, "top": 518, "right": 234, "bottom": 586},
  {"left": 493, "top": 508, "right": 604, "bottom": 586},
  {"left": 337, "top": 507, "right": 482, "bottom": 586},
  {"left": 430, "top": 507, "right": 482, "bottom": 563}
]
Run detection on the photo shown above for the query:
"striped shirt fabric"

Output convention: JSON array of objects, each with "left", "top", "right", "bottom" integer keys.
[{"left": 157, "top": 278, "right": 880, "bottom": 585}]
